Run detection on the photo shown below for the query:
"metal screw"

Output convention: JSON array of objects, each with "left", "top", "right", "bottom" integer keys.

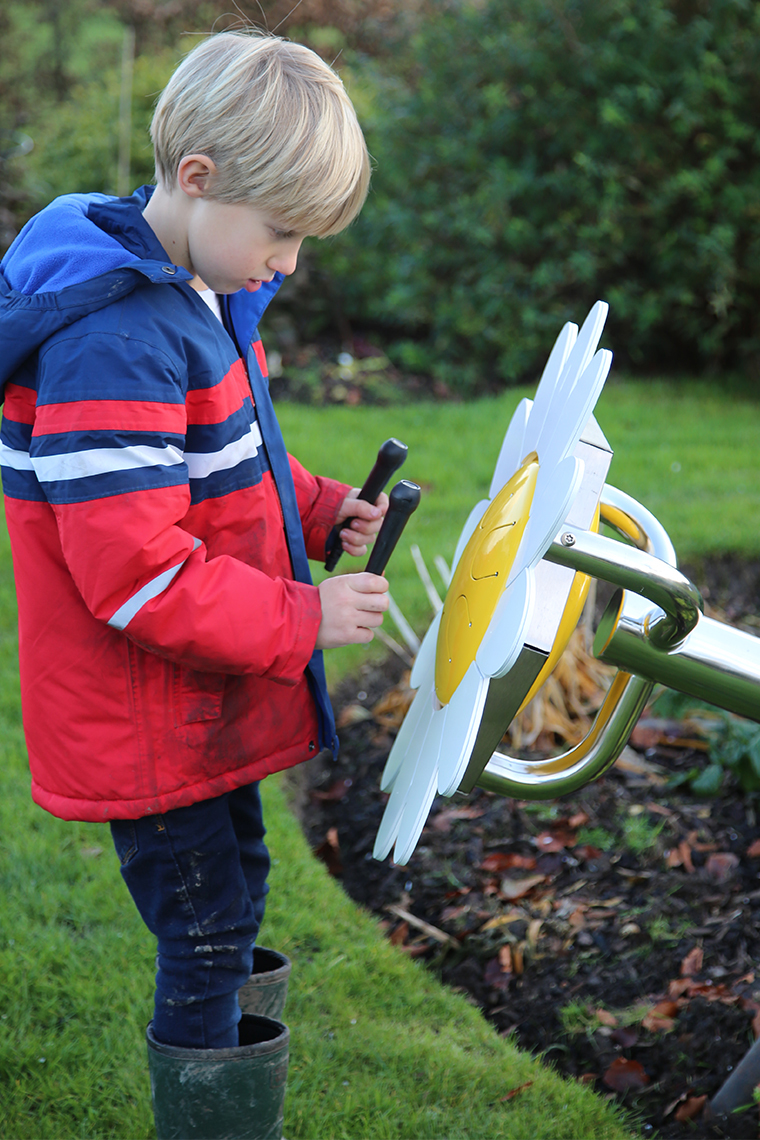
[{"left": 561, "top": 532, "right": 576, "bottom": 547}]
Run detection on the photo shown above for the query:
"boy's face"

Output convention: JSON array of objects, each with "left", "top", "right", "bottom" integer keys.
[{"left": 185, "top": 197, "right": 304, "bottom": 294}]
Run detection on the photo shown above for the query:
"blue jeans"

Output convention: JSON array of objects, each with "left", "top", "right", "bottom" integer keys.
[{"left": 110, "top": 783, "right": 270, "bottom": 1050}]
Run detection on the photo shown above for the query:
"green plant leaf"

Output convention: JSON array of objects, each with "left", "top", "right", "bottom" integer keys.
[
  {"left": 690, "top": 763, "right": 724, "bottom": 796},
  {"left": 747, "top": 734, "right": 760, "bottom": 778}
]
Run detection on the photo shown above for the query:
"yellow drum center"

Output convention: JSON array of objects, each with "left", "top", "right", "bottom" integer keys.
[{"left": 435, "top": 454, "right": 538, "bottom": 704}]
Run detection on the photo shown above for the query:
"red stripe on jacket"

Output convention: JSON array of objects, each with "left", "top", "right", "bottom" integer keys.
[
  {"left": 186, "top": 358, "right": 252, "bottom": 424},
  {"left": 4, "top": 382, "right": 36, "bottom": 424},
  {"left": 31, "top": 358, "right": 252, "bottom": 435},
  {"left": 253, "top": 340, "right": 268, "bottom": 378},
  {"left": 34, "top": 398, "right": 188, "bottom": 435}
]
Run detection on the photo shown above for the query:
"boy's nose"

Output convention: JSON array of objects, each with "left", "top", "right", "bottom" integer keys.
[{"left": 268, "top": 241, "right": 302, "bottom": 277}]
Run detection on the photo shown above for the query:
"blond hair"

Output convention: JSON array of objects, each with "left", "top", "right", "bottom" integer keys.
[{"left": 151, "top": 31, "right": 370, "bottom": 237}]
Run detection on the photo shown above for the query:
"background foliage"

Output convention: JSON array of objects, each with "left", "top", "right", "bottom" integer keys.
[
  {"left": 3, "top": 0, "right": 760, "bottom": 394},
  {"left": 318, "top": 0, "right": 760, "bottom": 390}
]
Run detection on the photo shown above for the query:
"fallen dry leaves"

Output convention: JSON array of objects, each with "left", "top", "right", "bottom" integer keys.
[
  {"left": 534, "top": 829, "right": 577, "bottom": 852},
  {"left": 664, "top": 1092, "right": 709, "bottom": 1122},
  {"left": 429, "top": 806, "right": 485, "bottom": 832},
  {"left": 705, "top": 851, "right": 740, "bottom": 881},
  {"left": 336, "top": 702, "right": 372, "bottom": 728},
  {"left": 641, "top": 1000, "right": 680, "bottom": 1033},
  {"left": 665, "top": 840, "right": 695, "bottom": 872},
  {"left": 595, "top": 1007, "right": 618, "bottom": 1028},
  {"left": 385, "top": 903, "right": 457, "bottom": 948},
  {"left": 313, "top": 826, "right": 342, "bottom": 876},
  {"left": 499, "top": 1080, "right": 534, "bottom": 1102},
  {"left": 681, "top": 945, "right": 704, "bottom": 977},
  {"left": 499, "top": 873, "right": 546, "bottom": 900},
  {"left": 310, "top": 777, "right": 353, "bottom": 803},
  {"left": 502, "top": 627, "right": 615, "bottom": 753},
  {"left": 674, "top": 1095, "right": 708, "bottom": 1122},
  {"left": 603, "top": 1057, "right": 650, "bottom": 1092},
  {"left": 610, "top": 1026, "right": 638, "bottom": 1049},
  {"left": 480, "top": 852, "right": 537, "bottom": 873},
  {"left": 370, "top": 673, "right": 414, "bottom": 729}
]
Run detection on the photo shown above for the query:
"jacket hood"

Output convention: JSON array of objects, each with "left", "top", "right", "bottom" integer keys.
[{"left": 0, "top": 186, "right": 282, "bottom": 397}]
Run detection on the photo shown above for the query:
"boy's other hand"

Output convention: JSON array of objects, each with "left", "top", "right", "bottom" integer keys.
[
  {"left": 334, "top": 488, "right": 389, "bottom": 558},
  {"left": 316, "top": 572, "right": 389, "bottom": 649}
]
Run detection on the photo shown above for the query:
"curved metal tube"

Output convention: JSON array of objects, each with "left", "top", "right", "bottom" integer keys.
[
  {"left": 599, "top": 485, "right": 676, "bottom": 561},
  {"left": 544, "top": 526, "right": 703, "bottom": 650},
  {"left": 475, "top": 485, "right": 671, "bottom": 799},
  {"left": 597, "top": 587, "right": 760, "bottom": 720},
  {"left": 477, "top": 669, "right": 651, "bottom": 799}
]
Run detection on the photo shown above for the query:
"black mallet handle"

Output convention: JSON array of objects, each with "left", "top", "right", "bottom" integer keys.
[
  {"left": 324, "top": 438, "right": 408, "bottom": 571},
  {"left": 365, "top": 480, "right": 421, "bottom": 576}
]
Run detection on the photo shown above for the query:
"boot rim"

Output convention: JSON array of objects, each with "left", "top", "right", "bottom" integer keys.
[
  {"left": 146, "top": 1015, "right": 289, "bottom": 1062},
  {"left": 250, "top": 947, "right": 292, "bottom": 984}
]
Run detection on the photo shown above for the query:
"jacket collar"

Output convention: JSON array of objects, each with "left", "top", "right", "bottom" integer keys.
[{"left": 0, "top": 186, "right": 283, "bottom": 395}]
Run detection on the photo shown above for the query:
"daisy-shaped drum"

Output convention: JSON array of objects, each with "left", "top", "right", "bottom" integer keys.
[{"left": 373, "top": 301, "right": 613, "bottom": 866}]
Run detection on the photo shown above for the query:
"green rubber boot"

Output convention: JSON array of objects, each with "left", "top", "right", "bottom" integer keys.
[
  {"left": 238, "top": 947, "right": 292, "bottom": 1022},
  {"left": 146, "top": 1014, "right": 289, "bottom": 1140}
]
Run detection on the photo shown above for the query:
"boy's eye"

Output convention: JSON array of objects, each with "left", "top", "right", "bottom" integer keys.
[{"left": 271, "top": 227, "right": 296, "bottom": 240}]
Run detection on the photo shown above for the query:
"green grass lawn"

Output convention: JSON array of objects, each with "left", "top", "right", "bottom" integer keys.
[{"left": 1, "top": 377, "right": 757, "bottom": 1138}]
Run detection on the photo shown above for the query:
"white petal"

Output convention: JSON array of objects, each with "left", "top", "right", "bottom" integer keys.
[
  {"left": 379, "top": 680, "right": 429, "bottom": 793},
  {"left": 555, "top": 301, "right": 608, "bottom": 396},
  {"left": 393, "top": 764, "right": 439, "bottom": 866},
  {"left": 488, "top": 398, "right": 532, "bottom": 499},
  {"left": 522, "top": 321, "right": 577, "bottom": 456},
  {"left": 373, "top": 742, "right": 420, "bottom": 860},
  {"left": 437, "top": 662, "right": 490, "bottom": 796},
  {"left": 475, "top": 570, "right": 535, "bottom": 679},
  {"left": 410, "top": 609, "right": 442, "bottom": 690},
  {"left": 451, "top": 499, "right": 489, "bottom": 573},
  {"left": 518, "top": 455, "right": 584, "bottom": 576},
  {"left": 533, "top": 302, "right": 608, "bottom": 456},
  {"left": 373, "top": 698, "right": 441, "bottom": 860},
  {"left": 539, "top": 349, "right": 612, "bottom": 466}
]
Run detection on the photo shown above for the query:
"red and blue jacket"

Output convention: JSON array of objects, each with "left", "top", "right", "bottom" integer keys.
[{"left": 0, "top": 187, "right": 348, "bottom": 822}]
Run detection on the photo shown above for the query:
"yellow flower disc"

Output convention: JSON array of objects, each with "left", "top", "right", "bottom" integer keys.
[{"left": 435, "top": 455, "right": 538, "bottom": 705}]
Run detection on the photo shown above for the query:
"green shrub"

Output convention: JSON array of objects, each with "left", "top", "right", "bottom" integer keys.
[
  {"left": 315, "top": 0, "right": 760, "bottom": 391},
  {"left": 696, "top": 715, "right": 760, "bottom": 794},
  {"left": 18, "top": 46, "right": 180, "bottom": 208}
]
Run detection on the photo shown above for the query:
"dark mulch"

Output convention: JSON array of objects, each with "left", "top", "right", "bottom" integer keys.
[{"left": 297, "top": 557, "right": 760, "bottom": 1139}]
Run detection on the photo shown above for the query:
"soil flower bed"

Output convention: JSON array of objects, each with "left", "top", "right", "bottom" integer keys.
[{"left": 298, "top": 559, "right": 760, "bottom": 1139}]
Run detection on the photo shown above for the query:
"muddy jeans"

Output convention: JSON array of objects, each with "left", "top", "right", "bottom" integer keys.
[{"left": 110, "top": 782, "right": 270, "bottom": 1050}]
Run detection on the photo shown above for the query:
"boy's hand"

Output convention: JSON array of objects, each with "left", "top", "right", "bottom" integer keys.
[
  {"left": 333, "top": 488, "right": 389, "bottom": 559},
  {"left": 316, "top": 573, "right": 389, "bottom": 649}
]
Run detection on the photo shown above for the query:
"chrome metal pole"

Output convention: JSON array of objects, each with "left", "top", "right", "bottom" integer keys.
[
  {"left": 596, "top": 589, "right": 760, "bottom": 721},
  {"left": 544, "top": 523, "right": 703, "bottom": 650}
]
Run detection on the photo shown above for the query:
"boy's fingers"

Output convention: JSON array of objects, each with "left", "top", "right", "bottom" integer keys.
[
  {"left": 341, "top": 527, "right": 369, "bottom": 543},
  {"left": 315, "top": 574, "right": 387, "bottom": 649},
  {"left": 341, "top": 492, "right": 388, "bottom": 523},
  {"left": 349, "top": 502, "right": 382, "bottom": 524},
  {"left": 348, "top": 572, "right": 390, "bottom": 595},
  {"left": 358, "top": 596, "right": 388, "bottom": 614}
]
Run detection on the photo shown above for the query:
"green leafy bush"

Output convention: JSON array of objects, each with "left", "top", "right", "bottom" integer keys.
[
  {"left": 663, "top": 711, "right": 760, "bottom": 795},
  {"left": 18, "top": 47, "right": 179, "bottom": 208},
  {"left": 705, "top": 715, "right": 760, "bottom": 793},
  {"left": 316, "top": 0, "right": 760, "bottom": 391}
]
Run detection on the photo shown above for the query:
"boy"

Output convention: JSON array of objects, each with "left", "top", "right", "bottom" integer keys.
[{"left": 0, "top": 29, "right": 389, "bottom": 1136}]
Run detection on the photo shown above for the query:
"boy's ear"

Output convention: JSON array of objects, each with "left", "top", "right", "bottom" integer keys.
[{"left": 176, "top": 155, "right": 218, "bottom": 198}]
